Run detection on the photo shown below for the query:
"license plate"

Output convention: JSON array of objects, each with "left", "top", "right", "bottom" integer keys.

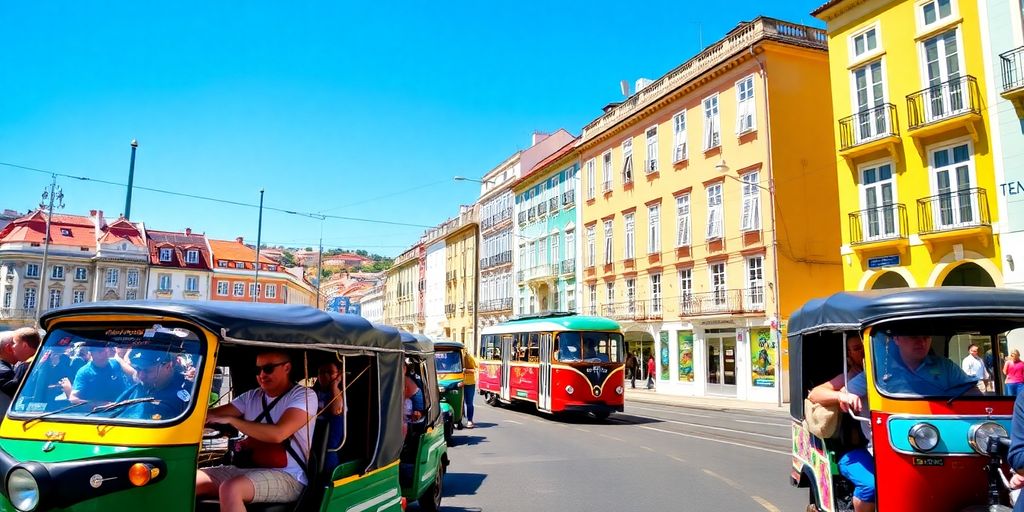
[{"left": 913, "top": 456, "right": 944, "bottom": 466}]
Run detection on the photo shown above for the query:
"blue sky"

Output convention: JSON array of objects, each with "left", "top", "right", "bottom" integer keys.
[{"left": 0, "top": 1, "right": 823, "bottom": 258}]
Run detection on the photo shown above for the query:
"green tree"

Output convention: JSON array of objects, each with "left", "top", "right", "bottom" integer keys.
[{"left": 280, "top": 250, "right": 297, "bottom": 267}]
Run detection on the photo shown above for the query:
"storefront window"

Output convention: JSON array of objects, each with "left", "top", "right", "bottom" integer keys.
[
  {"left": 658, "top": 331, "right": 670, "bottom": 380},
  {"left": 751, "top": 328, "right": 776, "bottom": 387},
  {"left": 678, "top": 330, "right": 694, "bottom": 382}
]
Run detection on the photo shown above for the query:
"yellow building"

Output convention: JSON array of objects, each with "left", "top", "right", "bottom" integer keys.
[
  {"left": 383, "top": 244, "right": 422, "bottom": 332},
  {"left": 814, "top": 0, "right": 1003, "bottom": 290},
  {"left": 579, "top": 17, "right": 843, "bottom": 402},
  {"left": 443, "top": 205, "right": 480, "bottom": 354}
]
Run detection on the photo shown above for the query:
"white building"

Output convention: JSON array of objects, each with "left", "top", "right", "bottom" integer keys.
[{"left": 145, "top": 228, "right": 213, "bottom": 301}]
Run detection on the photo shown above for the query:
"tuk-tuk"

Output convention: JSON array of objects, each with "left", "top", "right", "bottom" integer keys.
[
  {"left": 0, "top": 301, "right": 447, "bottom": 512},
  {"left": 432, "top": 340, "right": 465, "bottom": 440},
  {"left": 788, "top": 287, "right": 1022, "bottom": 511}
]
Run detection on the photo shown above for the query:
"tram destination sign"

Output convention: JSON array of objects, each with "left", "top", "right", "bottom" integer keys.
[{"left": 867, "top": 255, "right": 900, "bottom": 269}]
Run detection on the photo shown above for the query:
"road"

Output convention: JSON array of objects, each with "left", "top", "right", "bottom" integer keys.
[{"left": 415, "top": 400, "right": 806, "bottom": 512}]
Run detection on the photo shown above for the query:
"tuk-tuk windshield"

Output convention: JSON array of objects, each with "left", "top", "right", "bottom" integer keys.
[
  {"left": 434, "top": 351, "right": 463, "bottom": 373},
  {"left": 556, "top": 332, "right": 623, "bottom": 363},
  {"left": 10, "top": 324, "right": 204, "bottom": 424}
]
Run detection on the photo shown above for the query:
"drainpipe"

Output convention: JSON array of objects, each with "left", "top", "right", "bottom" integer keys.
[{"left": 751, "top": 46, "right": 784, "bottom": 408}]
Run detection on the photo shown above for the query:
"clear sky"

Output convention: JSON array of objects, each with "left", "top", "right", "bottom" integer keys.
[{"left": 0, "top": 1, "right": 823, "bottom": 258}]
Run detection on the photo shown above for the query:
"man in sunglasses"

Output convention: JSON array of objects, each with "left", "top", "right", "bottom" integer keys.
[
  {"left": 111, "top": 349, "right": 191, "bottom": 421},
  {"left": 196, "top": 351, "right": 317, "bottom": 512}
]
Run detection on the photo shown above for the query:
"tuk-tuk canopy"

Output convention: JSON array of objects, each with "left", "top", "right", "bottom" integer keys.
[
  {"left": 787, "top": 287, "right": 1024, "bottom": 337},
  {"left": 398, "top": 331, "right": 435, "bottom": 356},
  {"left": 432, "top": 340, "right": 465, "bottom": 351},
  {"left": 40, "top": 301, "right": 403, "bottom": 354}
]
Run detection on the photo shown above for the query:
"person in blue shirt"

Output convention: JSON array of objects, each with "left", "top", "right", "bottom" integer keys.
[
  {"left": 314, "top": 361, "right": 345, "bottom": 472},
  {"left": 59, "top": 344, "right": 130, "bottom": 404},
  {"left": 111, "top": 350, "right": 191, "bottom": 421},
  {"left": 1007, "top": 390, "right": 1024, "bottom": 510}
]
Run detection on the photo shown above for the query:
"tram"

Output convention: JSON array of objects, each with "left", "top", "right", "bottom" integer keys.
[{"left": 477, "top": 312, "right": 625, "bottom": 419}]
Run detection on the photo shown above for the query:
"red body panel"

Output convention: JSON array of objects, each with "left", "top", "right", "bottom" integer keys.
[
  {"left": 477, "top": 360, "right": 501, "bottom": 394},
  {"left": 509, "top": 365, "right": 539, "bottom": 401},
  {"left": 549, "top": 366, "right": 624, "bottom": 412}
]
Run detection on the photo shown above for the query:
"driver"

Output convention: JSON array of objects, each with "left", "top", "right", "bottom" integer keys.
[{"left": 111, "top": 350, "right": 191, "bottom": 420}]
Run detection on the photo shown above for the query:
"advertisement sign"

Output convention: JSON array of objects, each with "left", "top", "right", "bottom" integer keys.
[
  {"left": 677, "top": 331, "right": 694, "bottom": 382},
  {"left": 750, "top": 328, "right": 776, "bottom": 387},
  {"left": 658, "top": 331, "right": 670, "bottom": 380},
  {"left": 346, "top": 302, "right": 362, "bottom": 316},
  {"left": 326, "top": 296, "right": 350, "bottom": 313},
  {"left": 867, "top": 255, "right": 900, "bottom": 269}
]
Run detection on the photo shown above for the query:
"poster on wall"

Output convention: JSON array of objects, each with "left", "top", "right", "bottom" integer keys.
[
  {"left": 658, "top": 331, "right": 670, "bottom": 380},
  {"left": 677, "top": 331, "right": 694, "bottom": 382},
  {"left": 751, "top": 328, "right": 776, "bottom": 388}
]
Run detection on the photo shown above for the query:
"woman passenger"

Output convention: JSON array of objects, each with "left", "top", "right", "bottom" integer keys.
[{"left": 1005, "top": 350, "right": 1024, "bottom": 396}]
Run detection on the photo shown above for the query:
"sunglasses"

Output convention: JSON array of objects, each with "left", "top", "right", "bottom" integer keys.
[{"left": 256, "top": 361, "right": 288, "bottom": 375}]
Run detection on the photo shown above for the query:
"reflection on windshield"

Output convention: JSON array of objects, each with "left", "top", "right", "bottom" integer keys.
[
  {"left": 12, "top": 324, "right": 203, "bottom": 424},
  {"left": 870, "top": 331, "right": 988, "bottom": 398},
  {"left": 434, "top": 351, "right": 463, "bottom": 373},
  {"left": 556, "top": 332, "right": 623, "bottom": 363}
]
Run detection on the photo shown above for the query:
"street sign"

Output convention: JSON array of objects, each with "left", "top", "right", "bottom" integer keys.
[{"left": 867, "top": 254, "right": 900, "bottom": 269}]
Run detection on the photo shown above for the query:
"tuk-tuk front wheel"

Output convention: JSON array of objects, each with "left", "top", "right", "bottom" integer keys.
[{"left": 419, "top": 463, "right": 445, "bottom": 512}]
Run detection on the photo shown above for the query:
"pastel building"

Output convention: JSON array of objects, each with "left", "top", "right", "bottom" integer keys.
[
  {"left": 384, "top": 244, "right": 423, "bottom": 332},
  {"left": 208, "top": 238, "right": 317, "bottom": 306},
  {"left": 145, "top": 228, "right": 213, "bottom": 300},
  {"left": 444, "top": 205, "right": 479, "bottom": 352}
]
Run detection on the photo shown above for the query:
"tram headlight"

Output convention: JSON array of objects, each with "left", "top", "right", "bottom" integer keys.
[
  {"left": 565, "top": 385, "right": 574, "bottom": 395},
  {"left": 615, "top": 386, "right": 624, "bottom": 395},
  {"left": 7, "top": 467, "right": 40, "bottom": 512},
  {"left": 968, "top": 422, "right": 1008, "bottom": 455},
  {"left": 908, "top": 422, "right": 941, "bottom": 452}
]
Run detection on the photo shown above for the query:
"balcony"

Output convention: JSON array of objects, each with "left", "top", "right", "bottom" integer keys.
[
  {"left": 602, "top": 300, "right": 663, "bottom": 322},
  {"left": 481, "top": 250, "right": 513, "bottom": 270},
  {"left": 679, "top": 289, "right": 765, "bottom": 317},
  {"left": 906, "top": 76, "right": 982, "bottom": 150},
  {"left": 916, "top": 188, "right": 993, "bottom": 248},
  {"left": 560, "top": 258, "right": 575, "bottom": 276},
  {"left": 848, "top": 204, "right": 909, "bottom": 254},
  {"left": 1000, "top": 46, "right": 1024, "bottom": 114},
  {"left": 445, "top": 304, "right": 456, "bottom": 316},
  {"left": 537, "top": 201, "right": 548, "bottom": 216},
  {"left": 549, "top": 197, "right": 559, "bottom": 213},
  {"left": 518, "top": 211, "right": 527, "bottom": 225},
  {"left": 561, "top": 190, "right": 575, "bottom": 206},
  {"left": 838, "top": 103, "right": 900, "bottom": 162},
  {"left": 520, "top": 264, "right": 555, "bottom": 284},
  {"left": 0, "top": 308, "right": 34, "bottom": 323},
  {"left": 477, "top": 298, "right": 513, "bottom": 313}
]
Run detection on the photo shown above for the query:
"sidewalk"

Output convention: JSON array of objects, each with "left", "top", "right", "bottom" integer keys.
[{"left": 624, "top": 387, "right": 790, "bottom": 415}]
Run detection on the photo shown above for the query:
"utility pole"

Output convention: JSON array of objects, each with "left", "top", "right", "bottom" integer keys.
[
  {"left": 124, "top": 139, "right": 138, "bottom": 220},
  {"left": 316, "top": 219, "right": 324, "bottom": 310},
  {"left": 253, "top": 189, "right": 265, "bottom": 303},
  {"left": 35, "top": 175, "right": 65, "bottom": 324}
]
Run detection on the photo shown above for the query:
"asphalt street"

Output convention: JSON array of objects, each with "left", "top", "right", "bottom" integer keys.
[{"left": 413, "top": 399, "right": 806, "bottom": 512}]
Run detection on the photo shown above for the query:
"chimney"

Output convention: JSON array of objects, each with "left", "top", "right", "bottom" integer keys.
[
  {"left": 185, "top": 228, "right": 192, "bottom": 236},
  {"left": 531, "top": 131, "right": 550, "bottom": 146},
  {"left": 89, "top": 210, "right": 97, "bottom": 217},
  {"left": 236, "top": 236, "right": 244, "bottom": 244}
]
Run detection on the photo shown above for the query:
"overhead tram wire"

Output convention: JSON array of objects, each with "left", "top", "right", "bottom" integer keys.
[{"left": 0, "top": 161, "right": 434, "bottom": 229}]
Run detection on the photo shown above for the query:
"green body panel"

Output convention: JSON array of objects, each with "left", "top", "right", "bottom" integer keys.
[
  {"left": 401, "top": 427, "right": 446, "bottom": 500},
  {"left": 320, "top": 463, "right": 403, "bottom": 512},
  {"left": 0, "top": 439, "right": 197, "bottom": 512},
  {"left": 439, "top": 386, "right": 464, "bottom": 423}
]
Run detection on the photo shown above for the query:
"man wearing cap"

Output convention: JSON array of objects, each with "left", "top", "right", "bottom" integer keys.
[
  {"left": 112, "top": 349, "right": 190, "bottom": 421},
  {"left": 59, "top": 344, "right": 129, "bottom": 404}
]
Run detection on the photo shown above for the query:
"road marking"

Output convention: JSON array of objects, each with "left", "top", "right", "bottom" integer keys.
[
  {"left": 702, "top": 468, "right": 743, "bottom": 490},
  {"left": 668, "top": 454, "right": 687, "bottom": 463},
  {"left": 627, "top": 404, "right": 713, "bottom": 418},
  {"left": 599, "top": 433, "right": 624, "bottom": 442},
  {"left": 637, "top": 425, "right": 790, "bottom": 456},
  {"left": 630, "top": 415, "right": 788, "bottom": 440},
  {"left": 574, "top": 427, "right": 591, "bottom": 433},
  {"left": 734, "top": 419, "right": 790, "bottom": 427},
  {"left": 506, "top": 419, "right": 523, "bottom": 424},
  {"left": 751, "top": 496, "right": 781, "bottom": 512},
  {"left": 640, "top": 445, "right": 655, "bottom": 452}
]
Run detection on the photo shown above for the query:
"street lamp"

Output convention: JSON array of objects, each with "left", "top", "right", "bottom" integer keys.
[
  {"left": 36, "top": 175, "right": 65, "bottom": 324},
  {"left": 453, "top": 176, "right": 496, "bottom": 185}
]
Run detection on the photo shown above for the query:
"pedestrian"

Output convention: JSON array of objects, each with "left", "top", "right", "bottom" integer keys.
[
  {"left": 961, "top": 344, "right": 989, "bottom": 393},
  {"left": 626, "top": 352, "right": 638, "bottom": 389},
  {"left": 646, "top": 355, "right": 655, "bottom": 390},
  {"left": 462, "top": 349, "right": 478, "bottom": 429},
  {"left": 1006, "top": 350, "right": 1024, "bottom": 396}
]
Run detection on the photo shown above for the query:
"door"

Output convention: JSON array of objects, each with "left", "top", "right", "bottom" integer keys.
[
  {"left": 538, "top": 333, "right": 552, "bottom": 411},
  {"left": 853, "top": 61, "right": 886, "bottom": 142},
  {"left": 931, "top": 143, "right": 976, "bottom": 229},
  {"left": 706, "top": 331, "right": 737, "bottom": 396},
  {"left": 922, "top": 30, "right": 963, "bottom": 121},
  {"left": 861, "top": 163, "right": 897, "bottom": 240},
  {"left": 500, "top": 335, "right": 512, "bottom": 401}
]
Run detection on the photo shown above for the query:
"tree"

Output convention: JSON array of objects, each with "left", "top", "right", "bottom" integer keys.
[
  {"left": 305, "top": 247, "right": 313, "bottom": 252},
  {"left": 321, "top": 268, "right": 334, "bottom": 279},
  {"left": 280, "top": 250, "right": 297, "bottom": 267}
]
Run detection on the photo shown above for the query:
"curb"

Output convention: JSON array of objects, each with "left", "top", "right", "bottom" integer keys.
[{"left": 625, "top": 391, "right": 791, "bottom": 416}]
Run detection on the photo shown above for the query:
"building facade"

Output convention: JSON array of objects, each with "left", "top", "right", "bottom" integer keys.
[
  {"left": 208, "top": 238, "right": 317, "bottom": 306},
  {"left": 578, "top": 18, "right": 842, "bottom": 402},
  {"left": 360, "top": 281, "right": 385, "bottom": 324},
  {"left": 423, "top": 237, "right": 446, "bottom": 338},
  {"left": 815, "top": 0, "right": 1003, "bottom": 291},
  {"left": 384, "top": 244, "right": 422, "bottom": 332},
  {"left": 444, "top": 205, "right": 479, "bottom": 352},
  {"left": 513, "top": 139, "right": 581, "bottom": 316},
  {"left": 91, "top": 212, "right": 149, "bottom": 302},
  {"left": 145, "top": 228, "right": 213, "bottom": 300}
]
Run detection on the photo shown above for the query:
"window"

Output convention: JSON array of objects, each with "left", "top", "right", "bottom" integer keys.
[
  {"left": 233, "top": 282, "right": 245, "bottom": 297},
  {"left": 676, "top": 194, "right": 691, "bottom": 247},
  {"left": 565, "top": 230, "right": 575, "bottom": 261},
  {"left": 588, "top": 285, "right": 597, "bottom": 315},
  {"left": 851, "top": 61, "right": 888, "bottom": 143},
  {"left": 651, "top": 273, "right": 662, "bottom": 313},
  {"left": 127, "top": 269, "right": 139, "bottom": 289},
  {"left": 860, "top": 162, "right": 898, "bottom": 241},
  {"left": 706, "top": 184, "right": 724, "bottom": 239},
  {"left": 105, "top": 268, "right": 119, "bottom": 288},
  {"left": 624, "top": 213, "right": 635, "bottom": 260},
  {"left": 851, "top": 26, "right": 879, "bottom": 59},
  {"left": 736, "top": 75, "right": 756, "bottom": 134},
  {"left": 648, "top": 205, "right": 660, "bottom": 254},
  {"left": 218, "top": 260, "right": 228, "bottom": 268},
  {"left": 703, "top": 94, "right": 721, "bottom": 150},
  {"left": 23, "top": 287, "right": 36, "bottom": 310},
  {"left": 72, "top": 290, "right": 85, "bottom": 304},
  {"left": 59, "top": 228, "right": 71, "bottom": 237},
  {"left": 603, "top": 220, "right": 614, "bottom": 264},
  {"left": 266, "top": 284, "right": 277, "bottom": 299},
  {"left": 645, "top": 126, "right": 658, "bottom": 174},
  {"left": 586, "top": 225, "right": 596, "bottom": 267},
  {"left": 746, "top": 256, "right": 765, "bottom": 308},
  {"left": 2, "top": 288, "right": 11, "bottom": 308},
  {"left": 586, "top": 159, "right": 596, "bottom": 199},
  {"left": 710, "top": 263, "right": 727, "bottom": 307},
  {"left": 921, "top": 30, "right": 964, "bottom": 122},
  {"left": 605, "top": 282, "right": 615, "bottom": 314},
  {"left": 930, "top": 142, "right": 977, "bottom": 229},
  {"left": 26, "top": 264, "right": 39, "bottom": 279},
  {"left": 550, "top": 235, "right": 559, "bottom": 265},
  {"left": 74, "top": 267, "right": 87, "bottom": 281},
  {"left": 602, "top": 152, "right": 613, "bottom": 192},
  {"left": 125, "top": 290, "right": 137, "bottom": 300},
  {"left": 158, "top": 274, "right": 172, "bottom": 291},
  {"left": 185, "top": 250, "right": 200, "bottom": 264},
  {"left": 235, "top": 262, "right": 246, "bottom": 269},
  {"left": 626, "top": 278, "right": 636, "bottom": 312},
  {"left": 919, "top": 0, "right": 954, "bottom": 29},
  {"left": 217, "top": 281, "right": 229, "bottom": 296},
  {"left": 622, "top": 139, "right": 634, "bottom": 184},
  {"left": 186, "top": 276, "right": 199, "bottom": 293},
  {"left": 741, "top": 172, "right": 761, "bottom": 232},
  {"left": 672, "top": 111, "right": 687, "bottom": 162},
  {"left": 48, "top": 289, "right": 62, "bottom": 309},
  {"left": 159, "top": 248, "right": 173, "bottom": 262},
  {"left": 249, "top": 283, "right": 261, "bottom": 298},
  {"left": 51, "top": 265, "right": 64, "bottom": 280},
  {"left": 678, "top": 269, "right": 692, "bottom": 309}
]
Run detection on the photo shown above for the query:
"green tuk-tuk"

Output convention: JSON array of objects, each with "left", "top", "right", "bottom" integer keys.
[
  {"left": 0, "top": 301, "right": 447, "bottom": 512},
  {"left": 432, "top": 340, "right": 465, "bottom": 443}
]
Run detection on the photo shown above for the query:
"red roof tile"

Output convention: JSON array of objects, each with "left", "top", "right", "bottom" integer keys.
[{"left": 0, "top": 210, "right": 96, "bottom": 248}]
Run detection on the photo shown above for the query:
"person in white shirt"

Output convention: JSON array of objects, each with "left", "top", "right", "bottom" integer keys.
[
  {"left": 961, "top": 344, "right": 990, "bottom": 393},
  {"left": 196, "top": 351, "right": 317, "bottom": 512}
]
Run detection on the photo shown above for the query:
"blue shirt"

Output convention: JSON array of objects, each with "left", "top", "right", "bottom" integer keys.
[
  {"left": 72, "top": 360, "right": 130, "bottom": 403},
  {"left": 316, "top": 388, "right": 345, "bottom": 472},
  {"left": 113, "top": 373, "right": 189, "bottom": 421},
  {"left": 848, "top": 353, "right": 977, "bottom": 398}
]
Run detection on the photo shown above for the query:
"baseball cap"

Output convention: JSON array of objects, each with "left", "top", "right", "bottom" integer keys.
[{"left": 129, "top": 350, "right": 174, "bottom": 370}]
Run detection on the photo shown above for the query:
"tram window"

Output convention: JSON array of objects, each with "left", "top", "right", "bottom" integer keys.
[
  {"left": 556, "top": 337, "right": 580, "bottom": 361},
  {"left": 528, "top": 333, "right": 540, "bottom": 362},
  {"left": 556, "top": 332, "right": 624, "bottom": 363},
  {"left": 481, "top": 335, "right": 501, "bottom": 360}
]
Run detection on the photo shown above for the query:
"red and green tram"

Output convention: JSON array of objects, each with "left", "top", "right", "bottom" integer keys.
[{"left": 477, "top": 313, "right": 625, "bottom": 419}]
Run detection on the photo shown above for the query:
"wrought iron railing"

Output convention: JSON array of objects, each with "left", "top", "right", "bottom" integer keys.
[
  {"left": 907, "top": 75, "right": 981, "bottom": 129},
  {"left": 560, "top": 258, "right": 575, "bottom": 275},
  {"left": 601, "top": 299, "right": 663, "bottom": 321},
  {"left": 1000, "top": 46, "right": 1024, "bottom": 93},
  {"left": 838, "top": 103, "right": 899, "bottom": 150},
  {"left": 480, "top": 250, "right": 513, "bottom": 270},
  {"left": 549, "top": 197, "right": 559, "bottom": 213},
  {"left": 916, "top": 188, "right": 991, "bottom": 235},
  {"left": 562, "top": 189, "right": 575, "bottom": 206},
  {"left": 0, "top": 308, "right": 35, "bottom": 321},
  {"left": 477, "top": 298, "right": 514, "bottom": 312},
  {"left": 848, "top": 204, "right": 908, "bottom": 245},
  {"left": 678, "top": 289, "right": 764, "bottom": 316}
]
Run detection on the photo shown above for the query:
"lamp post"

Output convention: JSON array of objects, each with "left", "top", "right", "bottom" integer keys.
[
  {"left": 35, "top": 175, "right": 65, "bottom": 324},
  {"left": 124, "top": 139, "right": 138, "bottom": 220},
  {"left": 253, "top": 189, "right": 264, "bottom": 303}
]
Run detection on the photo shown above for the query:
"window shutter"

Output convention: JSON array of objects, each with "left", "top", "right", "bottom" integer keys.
[{"left": 706, "top": 208, "right": 717, "bottom": 239}]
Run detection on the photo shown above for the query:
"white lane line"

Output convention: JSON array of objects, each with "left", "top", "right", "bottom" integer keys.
[
  {"left": 734, "top": 419, "right": 791, "bottom": 427},
  {"left": 640, "top": 445, "right": 655, "bottom": 452},
  {"left": 599, "top": 433, "right": 624, "bottom": 442},
  {"left": 574, "top": 427, "right": 591, "bottom": 433},
  {"left": 668, "top": 455, "right": 687, "bottom": 463},
  {"left": 638, "top": 425, "right": 790, "bottom": 456},
  {"left": 704, "top": 469, "right": 783, "bottom": 512},
  {"left": 627, "top": 404, "right": 713, "bottom": 418},
  {"left": 506, "top": 419, "right": 523, "bottom": 424},
  {"left": 752, "top": 496, "right": 782, "bottom": 512},
  {"left": 629, "top": 414, "right": 789, "bottom": 440}
]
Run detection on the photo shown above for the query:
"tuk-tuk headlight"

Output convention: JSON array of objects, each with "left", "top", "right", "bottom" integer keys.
[
  {"left": 968, "top": 422, "right": 1008, "bottom": 455},
  {"left": 7, "top": 468, "right": 40, "bottom": 512},
  {"left": 909, "top": 422, "right": 940, "bottom": 452}
]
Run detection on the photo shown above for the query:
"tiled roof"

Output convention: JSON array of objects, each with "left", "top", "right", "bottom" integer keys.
[
  {"left": 0, "top": 210, "right": 97, "bottom": 248},
  {"left": 98, "top": 218, "right": 146, "bottom": 247},
  {"left": 208, "top": 239, "right": 277, "bottom": 266},
  {"left": 514, "top": 138, "right": 579, "bottom": 188},
  {"left": 147, "top": 229, "right": 211, "bottom": 269}
]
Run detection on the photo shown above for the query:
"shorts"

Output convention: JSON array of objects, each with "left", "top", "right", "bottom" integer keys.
[
  {"left": 201, "top": 465, "right": 304, "bottom": 503},
  {"left": 838, "top": 448, "right": 876, "bottom": 503}
]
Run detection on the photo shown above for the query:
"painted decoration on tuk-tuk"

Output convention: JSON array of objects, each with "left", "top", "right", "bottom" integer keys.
[
  {"left": 658, "top": 331, "right": 670, "bottom": 380},
  {"left": 677, "top": 331, "right": 694, "bottom": 382},
  {"left": 750, "top": 328, "right": 775, "bottom": 388}
]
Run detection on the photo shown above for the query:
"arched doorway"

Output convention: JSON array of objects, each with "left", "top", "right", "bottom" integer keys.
[
  {"left": 941, "top": 262, "right": 996, "bottom": 287},
  {"left": 871, "top": 271, "right": 910, "bottom": 289},
  {"left": 624, "top": 330, "right": 655, "bottom": 386}
]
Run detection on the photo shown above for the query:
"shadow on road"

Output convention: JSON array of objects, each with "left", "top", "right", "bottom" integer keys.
[
  {"left": 489, "top": 401, "right": 662, "bottom": 426},
  {"left": 444, "top": 471, "right": 486, "bottom": 498},
  {"left": 464, "top": 421, "right": 497, "bottom": 429},
  {"left": 450, "top": 434, "right": 487, "bottom": 447}
]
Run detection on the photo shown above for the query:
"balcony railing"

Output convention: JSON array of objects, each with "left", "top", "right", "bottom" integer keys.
[
  {"left": 520, "top": 264, "right": 554, "bottom": 282},
  {"left": 537, "top": 202, "right": 548, "bottom": 216},
  {"left": 561, "top": 190, "right": 575, "bottom": 206},
  {"left": 916, "top": 188, "right": 991, "bottom": 235},
  {"left": 481, "top": 207, "right": 513, "bottom": 231},
  {"left": 478, "top": 298, "right": 513, "bottom": 312},
  {"left": 602, "top": 300, "right": 663, "bottom": 321},
  {"left": 838, "top": 103, "right": 899, "bottom": 150},
  {"left": 907, "top": 75, "right": 981, "bottom": 130},
  {"left": 679, "top": 289, "right": 765, "bottom": 317},
  {"left": 549, "top": 197, "right": 559, "bottom": 213},
  {"left": 0, "top": 308, "right": 35, "bottom": 321},
  {"left": 560, "top": 258, "right": 575, "bottom": 275},
  {"left": 518, "top": 211, "right": 527, "bottom": 225},
  {"left": 480, "top": 250, "right": 513, "bottom": 270},
  {"left": 1000, "top": 46, "right": 1024, "bottom": 94},
  {"left": 848, "top": 204, "right": 909, "bottom": 245}
]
